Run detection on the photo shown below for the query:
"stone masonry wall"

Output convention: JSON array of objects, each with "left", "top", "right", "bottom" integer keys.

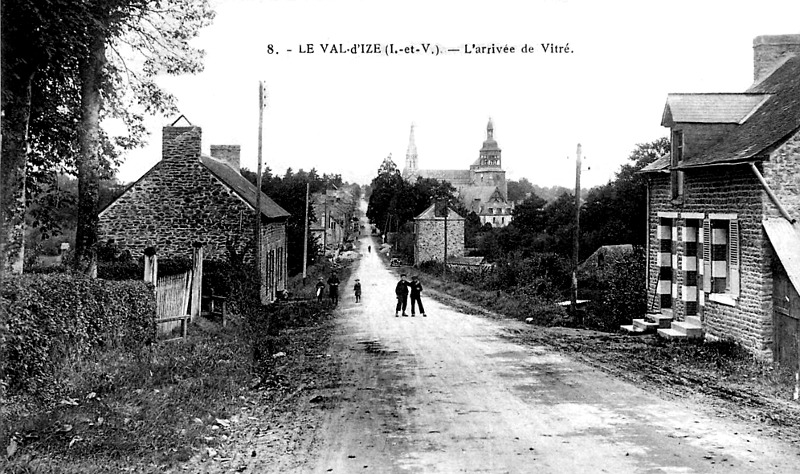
[
  {"left": 415, "top": 218, "right": 465, "bottom": 265},
  {"left": 99, "top": 127, "right": 288, "bottom": 303},
  {"left": 761, "top": 128, "right": 800, "bottom": 220},
  {"left": 647, "top": 166, "right": 772, "bottom": 356}
]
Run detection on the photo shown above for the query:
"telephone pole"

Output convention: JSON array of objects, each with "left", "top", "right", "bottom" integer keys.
[
  {"left": 571, "top": 143, "right": 582, "bottom": 318},
  {"left": 302, "top": 182, "right": 310, "bottom": 283},
  {"left": 256, "top": 82, "right": 266, "bottom": 300}
]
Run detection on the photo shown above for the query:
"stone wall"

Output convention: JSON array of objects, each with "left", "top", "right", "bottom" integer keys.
[
  {"left": 762, "top": 128, "right": 800, "bottom": 220},
  {"left": 414, "top": 218, "right": 465, "bottom": 265},
  {"left": 646, "top": 166, "right": 773, "bottom": 356}
]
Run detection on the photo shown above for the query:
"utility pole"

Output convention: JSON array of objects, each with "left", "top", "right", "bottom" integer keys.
[
  {"left": 444, "top": 203, "right": 448, "bottom": 276},
  {"left": 323, "top": 193, "right": 328, "bottom": 256},
  {"left": 571, "top": 143, "right": 582, "bottom": 318},
  {"left": 302, "top": 182, "right": 309, "bottom": 283},
  {"left": 256, "top": 82, "right": 266, "bottom": 300}
]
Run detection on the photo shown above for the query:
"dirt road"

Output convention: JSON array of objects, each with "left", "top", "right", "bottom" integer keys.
[{"left": 302, "top": 236, "right": 800, "bottom": 473}]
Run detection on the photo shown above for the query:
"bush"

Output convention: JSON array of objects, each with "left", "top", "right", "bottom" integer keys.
[
  {"left": 1, "top": 274, "right": 157, "bottom": 398},
  {"left": 582, "top": 247, "right": 647, "bottom": 331}
]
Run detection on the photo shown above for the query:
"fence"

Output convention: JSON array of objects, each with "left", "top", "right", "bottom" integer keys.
[
  {"left": 156, "top": 271, "right": 192, "bottom": 338},
  {"left": 144, "top": 245, "right": 203, "bottom": 340}
]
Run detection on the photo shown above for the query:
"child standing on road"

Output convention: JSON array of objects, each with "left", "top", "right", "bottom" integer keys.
[
  {"left": 354, "top": 278, "right": 362, "bottom": 303},
  {"left": 395, "top": 273, "right": 409, "bottom": 317},
  {"left": 315, "top": 277, "right": 325, "bottom": 303},
  {"left": 327, "top": 272, "right": 340, "bottom": 306},
  {"left": 409, "top": 275, "right": 427, "bottom": 317}
]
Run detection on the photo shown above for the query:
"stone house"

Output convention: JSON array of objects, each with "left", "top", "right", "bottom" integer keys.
[
  {"left": 99, "top": 121, "right": 290, "bottom": 304},
  {"left": 413, "top": 204, "right": 465, "bottom": 265},
  {"left": 635, "top": 34, "right": 800, "bottom": 364},
  {"left": 310, "top": 187, "right": 357, "bottom": 255}
]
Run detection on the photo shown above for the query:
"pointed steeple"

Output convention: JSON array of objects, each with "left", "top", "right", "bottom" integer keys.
[
  {"left": 487, "top": 117, "right": 494, "bottom": 140},
  {"left": 405, "top": 123, "right": 418, "bottom": 174}
]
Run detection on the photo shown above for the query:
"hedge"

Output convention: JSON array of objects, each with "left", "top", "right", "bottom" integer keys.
[{"left": 1, "top": 274, "right": 157, "bottom": 397}]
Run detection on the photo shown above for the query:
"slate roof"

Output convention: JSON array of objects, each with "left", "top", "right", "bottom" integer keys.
[
  {"left": 677, "top": 56, "right": 800, "bottom": 169},
  {"left": 200, "top": 155, "right": 290, "bottom": 219},
  {"left": 661, "top": 93, "right": 770, "bottom": 126},
  {"left": 414, "top": 203, "right": 465, "bottom": 220},
  {"left": 639, "top": 153, "right": 671, "bottom": 174},
  {"left": 414, "top": 169, "right": 472, "bottom": 183},
  {"left": 460, "top": 186, "right": 505, "bottom": 205}
]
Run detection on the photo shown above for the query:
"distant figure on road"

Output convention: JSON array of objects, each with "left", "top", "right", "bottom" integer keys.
[
  {"left": 395, "top": 273, "right": 409, "bottom": 317},
  {"left": 354, "top": 278, "right": 362, "bottom": 303},
  {"left": 368, "top": 245, "right": 371, "bottom": 253},
  {"left": 409, "top": 275, "right": 427, "bottom": 317},
  {"left": 327, "top": 272, "right": 340, "bottom": 306},
  {"left": 315, "top": 277, "right": 325, "bottom": 303}
]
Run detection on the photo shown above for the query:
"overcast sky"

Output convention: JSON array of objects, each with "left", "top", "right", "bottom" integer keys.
[{"left": 114, "top": 0, "right": 800, "bottom": 189}]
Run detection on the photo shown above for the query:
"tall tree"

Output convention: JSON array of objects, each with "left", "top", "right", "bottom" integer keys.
[
  {"left": 1, "top": 0, "right": 214, "bottom": 275},
  {"left": 581, "top": 137, "right": 669, "bottom": 253}
]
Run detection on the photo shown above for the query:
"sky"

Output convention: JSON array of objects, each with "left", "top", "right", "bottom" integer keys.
[{"left": 115, "top": 0, "right": 800, "bottom": 189}]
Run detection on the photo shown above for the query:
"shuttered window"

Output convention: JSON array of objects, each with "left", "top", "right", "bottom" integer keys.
[{"left": 703, "top": 218, "right": 740, "bottom": 298}]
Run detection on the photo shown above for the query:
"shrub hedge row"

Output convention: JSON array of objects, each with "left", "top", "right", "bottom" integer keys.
[{"left": 1, "top": 274, "right": 157, "bottom": 398}]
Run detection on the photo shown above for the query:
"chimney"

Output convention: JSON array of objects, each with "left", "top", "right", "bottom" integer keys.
[
  {"left": 753, "top": 34, "right": 800, "bottom": 84},
  {"left": 162, "top": 125, "right": 201, "bottom": 162},
  {"left": 210, "top": 145, "right": 241, "bottom": 172}
]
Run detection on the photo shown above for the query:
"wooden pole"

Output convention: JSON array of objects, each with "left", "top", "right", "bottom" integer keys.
[
  {"left": 442, "top": 201, "right": 450, "bottom": 275},
  {"left": 256, "top": 82, "right": 265, "bottom": 302},
  {"left": 144, "top": 247, "right": 158, "bottom": 284},
  {"left": 323, "top": 194, "right": 328, "bottom": 256},
  {"left": 571, "top": 143, "right": 582, "bottom": 318},
  {"left": 303, "top": 182, "right": 309, "bottom": 282},
  {"left": 190, "top": 243, "right": 203, "bottom": 321}
]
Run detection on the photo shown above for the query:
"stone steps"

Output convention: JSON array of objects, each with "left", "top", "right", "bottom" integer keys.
[{"left": 622, "top": 311, "right": 703, "bottom": 341}]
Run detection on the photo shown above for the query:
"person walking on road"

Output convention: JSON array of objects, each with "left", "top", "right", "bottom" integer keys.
[
  {"left": 409, "top": 275, "right": 427, "bottom": 317},
  {"left": 395, "top": 273, "right": 409, "bottom": 317},
  {"left": 368, "top": 245, "right": 371, "bottom": 253},
  {"left": 327, "top": 272, "right": 340, "bottom": 307},
  {"left": 315, "top": 277, "right": 325, "bottom": 303},
  {"left": 354, "top": 278, "right": 362, "bottom": 303}
]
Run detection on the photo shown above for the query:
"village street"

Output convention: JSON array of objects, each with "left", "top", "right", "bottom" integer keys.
[{"left": 291, "top": 234, "right": 800, "bottom": 473}]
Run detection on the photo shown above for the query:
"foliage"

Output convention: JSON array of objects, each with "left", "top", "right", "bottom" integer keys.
[
  {"left": 581, "top": 246, "right": 647, "bottom": 331},
  {"left": 1, "top": 0, "right": 215, "bottom": 273},
  {"left": 367, "top": 154, "right": 458, "bottom": 233},
  {"left": 1, "top": 274, "right": 156, "bottom": 398},
  {"left": 241, "top": 166, "right": 329, "bottom": 276},
  {"left": 581, "top": 137, "right": 669, "bottom": 251}
]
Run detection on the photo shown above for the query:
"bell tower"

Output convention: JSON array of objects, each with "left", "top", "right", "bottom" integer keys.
[
  {"left": 478, "top": 118, "right": 501, "bottom": 168},
  {"left": 405, "top": 124, "right": 418, "bottom": 175}
]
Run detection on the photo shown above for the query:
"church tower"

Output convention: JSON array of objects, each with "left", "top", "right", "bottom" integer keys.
[
  {"left": 404, "top": 124, "right": 418, "bottom": 176},
  {"left": 470, "top": 118, "right": 507, "bottom": 198},
  {"left": 477, "top": 118, "right": 501, "bottom": 168}
]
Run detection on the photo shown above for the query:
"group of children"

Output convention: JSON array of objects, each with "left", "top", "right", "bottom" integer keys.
[{"left": 314, "top": 271, "right": 427, "bottom": 317}]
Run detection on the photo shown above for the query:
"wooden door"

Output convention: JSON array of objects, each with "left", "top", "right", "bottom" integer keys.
[{"left": 773, "top": 261, "right": 800, "bottom": 369}]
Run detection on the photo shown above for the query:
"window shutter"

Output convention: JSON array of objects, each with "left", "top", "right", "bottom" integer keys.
[
  {"left": 703, "top": 219, "right": 712, "bottom": 293},
  {"left": 729, "top": 219, "right": 740, "bottom": 297}
]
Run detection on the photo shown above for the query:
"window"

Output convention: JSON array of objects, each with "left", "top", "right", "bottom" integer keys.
[
  {"left": 671, "top": 130, "right": 685, "bottom": 200},
  {"left": 703, "top": 218, "right": 740, "bottom": 302}
]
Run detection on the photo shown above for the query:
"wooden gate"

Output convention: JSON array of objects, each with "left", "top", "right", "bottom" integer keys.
[
  {"left": 144, "top": 245, "right": 203, "bottom": 340},
  {"left": 156, "top": 271, "right": 192, "bottom": 338},
  {"left": 773, "top": 261, "right": 800, "bottom": 369}
]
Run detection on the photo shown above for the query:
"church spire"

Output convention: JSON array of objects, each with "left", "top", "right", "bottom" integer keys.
[
  {"left": 487, "top": 117, "right": 494, "bottom": 140},
  {"left": 405, "top": 123, "right": 418, "bottom": 173}
]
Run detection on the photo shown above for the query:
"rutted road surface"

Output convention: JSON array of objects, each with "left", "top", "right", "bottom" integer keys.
[{"left": 305, "top": 236, "right": 799, "bottom": 473}]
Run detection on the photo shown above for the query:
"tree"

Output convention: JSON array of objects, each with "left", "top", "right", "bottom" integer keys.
[
  {"left": 0, "top": 0, "right": 214, "bottom": 275},
  {"left": 581, "top": 137, "right": 669, "bottom": 254},
  {"left": 507, "top": 178, "right": 535, "bottom": 203},
  {"left": 73, "top": 0, "right": 214, "bottom": 275},
  {"left": 510, "top": 193, "right": 548, "bottom": 233}
]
